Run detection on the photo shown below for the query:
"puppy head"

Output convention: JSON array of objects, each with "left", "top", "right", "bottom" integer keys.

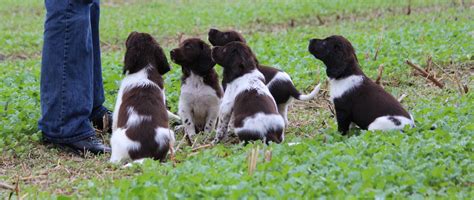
[
  {"left": 212, "top": 41, "right": 258, "bottom": 75},
  {"left": 170, "top": 38, "right": 215, "bottom": 75},
  {"left": 308, "top": 35, "right": 359, "bottom": 79},
  {"left": 208, "top": 28, "right": 246, "bottom": 46},
  {"left": 124, "top": 31, "right": 171, "bottom": 75}
]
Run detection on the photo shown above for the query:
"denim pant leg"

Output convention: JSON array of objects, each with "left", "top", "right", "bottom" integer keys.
[
  {"left": 89, "top": 0, "right": 108, "bottom": 121},
  {"left": 39, "top": 0, "right": 96, "bottom": 143}
]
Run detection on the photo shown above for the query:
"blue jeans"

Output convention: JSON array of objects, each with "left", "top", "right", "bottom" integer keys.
[{"left": 39, "top": 0, "right": 107, "bottom": 144}]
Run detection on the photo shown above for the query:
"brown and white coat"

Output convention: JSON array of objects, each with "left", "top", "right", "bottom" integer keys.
[
  {"left": 308, "top": 35, "right": 414, "bottom": 134},
  {"left": 208, "top": 28, "right": 320, "bottom": 125},
  {"left": 170, "top": 38, "right": 222, "bottom": 139},
  {"left": 212, "top": 41, "right": 285, "bottom": 144},
  {"left": 110, "top": 32, "right": 175, "bottom": 163}
]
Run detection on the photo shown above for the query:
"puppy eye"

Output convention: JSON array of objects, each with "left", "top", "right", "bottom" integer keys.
[
  {"left": 185, "top": 45, "right": 191, "bottom": 49},
  {"left": 224, "top": 34, "right": 229, "bottom": 39}
]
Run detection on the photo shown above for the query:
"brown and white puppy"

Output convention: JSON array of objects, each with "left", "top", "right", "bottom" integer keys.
[
  {"left": 208, "top": 28, "right": 320, "bottom": 125},
  {"left": 170, "top": 38, "right": 222, "bottom": 139},
  {"left": 110, "top": 32, "right": 175, "bottom": 163},
  {"left": 212, "top": 41, "right": 285, "bottom": 144},
  {"left": 308, "top": 35, "right": 414, "bottom": 134}
]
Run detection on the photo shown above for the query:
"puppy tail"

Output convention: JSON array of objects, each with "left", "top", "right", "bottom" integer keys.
[
  {"left": 167, "top": 110, "right": 181, "bottom": 121},
  {"left": 295, "top": 83, "right": 321, "bottom": 101}
]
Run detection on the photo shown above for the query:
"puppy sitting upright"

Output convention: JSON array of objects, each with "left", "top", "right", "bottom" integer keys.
[
  {"left": 170, "top": 38, "right": 222, "bottom": 139},
  {"left": 110, "top": 32, "right": 175, "bottom": 163},
  {"left": 208, "top": 28, "right": 320, "bottom": 125},
  {"left": 308, "top": 35, "right": 414, "bottom": 134},
  {"left": 212, "top": 41, "right": 285, "bottom": 144}
]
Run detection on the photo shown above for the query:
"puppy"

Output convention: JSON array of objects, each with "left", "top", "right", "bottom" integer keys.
[
  {"left": 308, "top": 35, "right": 414, "bottom": 134},
  {"left": 110, "top": 32, "right": 175, "bottom": 163},
  {"left": 208, "top": 28, "right": 320, "bottom": 125},
  {"left": 212, "top": 41, "right": 285, "bottom": 144},
  {"left": 170, "top": 38, "right": 222, "bottom": 139}
]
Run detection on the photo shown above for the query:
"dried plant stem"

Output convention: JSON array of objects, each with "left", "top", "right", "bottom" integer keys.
[
  {"left": 398, "top": 94, "right": 408, "bottom": 103},
  {"left": 405, "top": 60, "right": 444, "bottom": 88},
  {"left": 0, "top": 181, "right": 15, "bottom": 190},
  {"left": 248, "top": 147, "right": 259, "bottom": 175},
  {"left": 375, "top": 64, "right": 384, "bottom": 85},
  {"left": 191, "top": 144, "right": 213, "bottom": 152},
  {"left": 425, "top": 55, "right": 432, "bottom": 72}
]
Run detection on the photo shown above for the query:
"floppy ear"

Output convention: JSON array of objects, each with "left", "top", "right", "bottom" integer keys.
[
  {"left": 124, "top": 47, "right": 142, "bottom": 74},
  {"left": 125, "top": 31, "right": 138, "bottom": 48},
  {"left": 238, "top": 48, "right": 257, "bottom": 70},
  {"left": 198, "top": 43, "right": 215, "bottom": 69},
  {"left": 152, "top": 45, "right": 171, "bottom": 75}
]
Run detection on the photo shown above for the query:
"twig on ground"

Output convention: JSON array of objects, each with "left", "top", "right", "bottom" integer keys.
[
  {"left": 174, "top": 134, "right": 187, "bottom": 153},
  {"left": 432, "top": 60, "right": 468, "bottom": 94},
  {"left": 405, "top": 60, "right": 444, "bottom": 88},
  {"left": 324, "top": 99, "right": 335, "bottom": 117},
  {"left": 373, "top": 36, "right": 383, "bottom": 61},
  {"left": 191, "top": 137, "right": 199, "bottom": 148},
  {"left": 247, "top": 147, "right": 259, "bottom": 175},
  {"left": 375, "top": 64, "right": 384, "bottom": 85},
  {"left": 425, "top": 55, "right": 432, "bottom": 72},
  {"left": 15, "top": 175, "right": 20, "bottom": 199},
  {"left": 0, "top": 181, "right": 15, "bottom": 190},
  {"left": 169, "top": 145, "right": 176, "bottom": 168},
  {"left": 191, "top": 144, "right": 213, "bottom": 152},
  {"left": 316, "top": 15, "right": 325, "bottom": 25},
  {"left": 453, "top": 71, "right": 466, "bottom": 95},
  {"left": 398, "top": 93, "right": 408, "bottom": 103}
]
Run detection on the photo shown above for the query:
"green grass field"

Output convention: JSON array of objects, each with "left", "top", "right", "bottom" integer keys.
[{"left": 0, "top": 0, "right": 473, "bottom": 199}]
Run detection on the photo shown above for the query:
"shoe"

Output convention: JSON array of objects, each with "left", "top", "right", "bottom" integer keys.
[
  {"left": 66, "top": 136, "right": 111, "bottom": 154},
  {"left": 43, "top": 135, "right": 111, "bottom": 154},
  {"left": 91, "top": 109, "right": 113, "bottom": 133}
]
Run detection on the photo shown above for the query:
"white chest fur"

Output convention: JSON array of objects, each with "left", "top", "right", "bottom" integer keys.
[
  {"left": 180, "top": 72, "right": 219, "bottom": 97},
  {"left": 329, "top": 75, "right": 364, "bottom": 102},
  {"left": 179, "top": 72, "right": 221, "bottom": 129}
]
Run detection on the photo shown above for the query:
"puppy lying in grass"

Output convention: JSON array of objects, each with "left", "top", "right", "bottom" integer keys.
[
  {"left": 170, "top": 38, "right": 222, "bottom": 141},
  {"left": 308, "top": 35, "right": 414, "bottom": 134},
  {"left": 208, "top": 28, "right": 320, "bottom": 125},
  {"left": 110, "top": 32, "right": 175, "bottom": 163},
  {"left": 212, "top": 41, "right": 285, "bottom": 144}
]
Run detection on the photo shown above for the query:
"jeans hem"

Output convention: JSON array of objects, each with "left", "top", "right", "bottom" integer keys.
[
  {"left": 89, "top": 105, "right": 108, "bottom": 121},
  {"left": 42, "top": 130, "right": 96, "bottom": 144}
]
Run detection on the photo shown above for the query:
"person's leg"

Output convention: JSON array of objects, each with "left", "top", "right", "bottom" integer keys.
[
  {"left": 39, "top": 0, "right": 96, "bottom": 144},
  {"left": 89, "top": 0, "right": 108, "bottom": 121}
]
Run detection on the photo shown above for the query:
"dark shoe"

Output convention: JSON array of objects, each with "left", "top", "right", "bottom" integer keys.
[
  {"left": 43, "top": 135, "right": 111, "bottom": 154},
  {"left": 66, "top": 136, "right": 111, "bottom": 154},
  {"left": 91, "top": 109, "right": 113, "bottom": 133}
]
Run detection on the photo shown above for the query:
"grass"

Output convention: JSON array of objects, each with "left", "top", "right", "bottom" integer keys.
[{"left": 0, "top": 0, "right": 473, "bottom": 199}]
